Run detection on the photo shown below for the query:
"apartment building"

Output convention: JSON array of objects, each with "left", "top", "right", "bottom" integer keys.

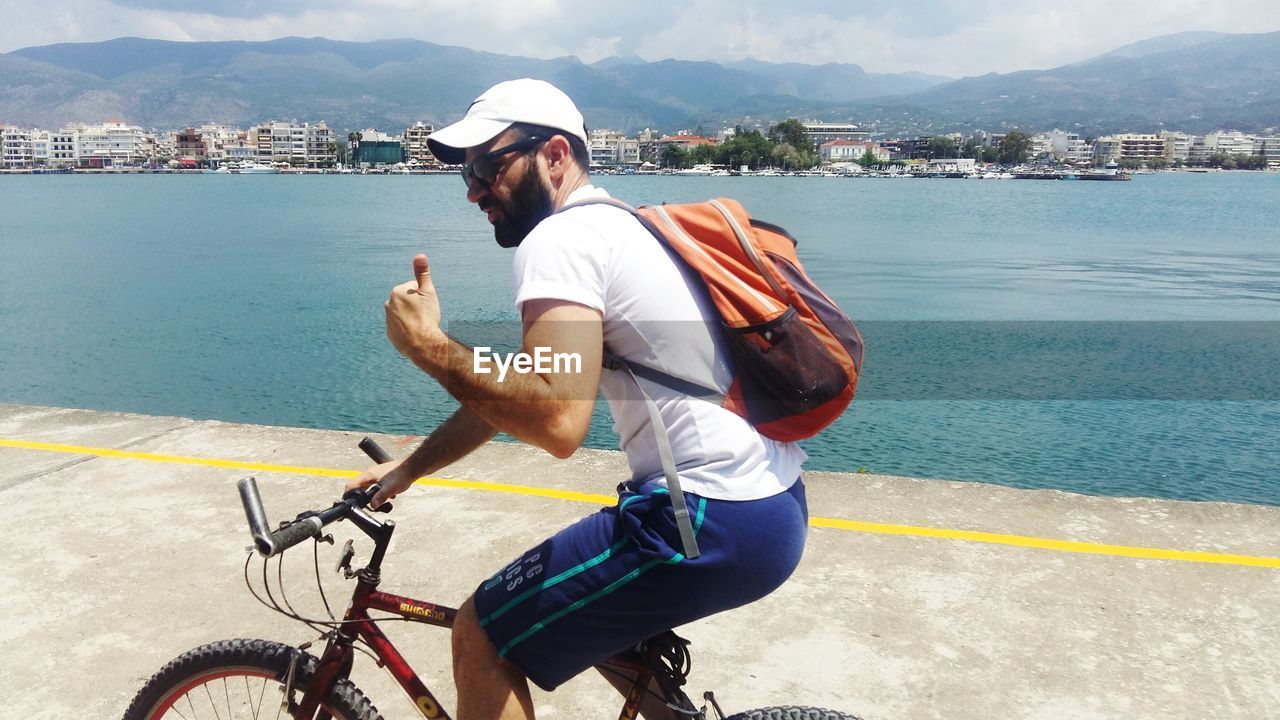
[
  {"left": 802, "top": 122, "right": 869, "bottom": 147},
  {"left": 589, "top": 128, "right": 640, "bottom": 166},
  {"left": 1118, "top": 134, "right": 1167, "bottom": 161},
  {"left": 404, "top": 122, "right": 436, "bottom": 165},
  {"left": 74, "top": 122, "right": 150, "bottom": 166},
  {"left": 1258, "top": 136, "right": 1280, "bottom": 170},
  {"left": 1160, "top": 132, "right": 1194, "bottom": 163},
  {"left": 1043, "top": 130, "right": 1092, "bottom": 163},
  {"left": 1092, "top": 136, "right": 1121, "bottom": 164},
  {"left": 1187, "top": 131, "right": 1257, "bottom": 164},
  {"left": 49, "top": 129, "right": 76, "bottom": 166},
  {"left": 248, "top": 121, "right": 336, "bottom": 166},
  {"left": 176, "top": 128, "right": 208, "bottom": 164},
  {"left": 1, "top": 126, "right": 35, "bottom": 168}
]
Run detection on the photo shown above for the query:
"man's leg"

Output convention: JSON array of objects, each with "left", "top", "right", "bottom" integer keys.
[{"left": 453, "top": 597, "right": 535, "bottom": 720}]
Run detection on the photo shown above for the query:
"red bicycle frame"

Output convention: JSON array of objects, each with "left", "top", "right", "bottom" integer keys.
[{"left": 294, "top": 578, "right": 662, "bottom": 720}]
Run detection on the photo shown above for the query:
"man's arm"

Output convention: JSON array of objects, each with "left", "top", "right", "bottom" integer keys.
[
  {"left": 407, "top": 299, "right": 603, "bottom": 458},
  {"left": 383, "top": 253, "right": 603, "bottom": 459},
  {"left": 346, "top": 404, "right": 497, "bottom": 507}
]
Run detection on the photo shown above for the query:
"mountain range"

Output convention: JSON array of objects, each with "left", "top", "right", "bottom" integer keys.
[{"left": 1, "top": 31, "right": 1277, "bottom": 137}]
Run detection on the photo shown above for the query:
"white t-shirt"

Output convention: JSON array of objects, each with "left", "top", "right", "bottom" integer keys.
[{"left": 512, "top": 185, "right": 806, "bottom": 501}]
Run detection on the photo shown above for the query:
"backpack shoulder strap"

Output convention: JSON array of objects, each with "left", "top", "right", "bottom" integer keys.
[
  {"left": 606, "top": 356, "right": 702, "bottom": 560},
  {"left": 555, "top": 196, "right": 641, "bottom": 216}
]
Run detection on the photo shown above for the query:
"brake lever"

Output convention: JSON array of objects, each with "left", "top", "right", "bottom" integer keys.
[{"left": 341, "top": 486, "right": 393, "bottom": 513}]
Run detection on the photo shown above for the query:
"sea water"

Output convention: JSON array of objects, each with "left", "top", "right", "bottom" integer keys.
[{"left": 1, "top": 172, "right": 1276, "bottom": 504}]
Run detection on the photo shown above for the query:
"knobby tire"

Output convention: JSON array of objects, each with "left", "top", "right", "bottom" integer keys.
[
  {"left": 725, "top": 706, "right": 862, "bottom": 720},
  {"left": 121, "top": 638, "right": 382, "bottom": 720}
]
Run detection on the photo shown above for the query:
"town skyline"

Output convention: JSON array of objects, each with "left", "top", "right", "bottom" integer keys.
[{"left": 3, "top": 1, "right": 1280, "bottom": 78}]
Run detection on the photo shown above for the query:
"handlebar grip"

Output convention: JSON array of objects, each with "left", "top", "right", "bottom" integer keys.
[
  {"left": 264, "top": 515, "right": 324, "bottom": 557},
  {"left": 238, "top": 477, "right": 324, "bottom": 557},
  {"left": 238, "top": 477, "right": 274, "bottom": 556},
  {"left": 359, "top": 437, "right": 393, "bottom": 464}
]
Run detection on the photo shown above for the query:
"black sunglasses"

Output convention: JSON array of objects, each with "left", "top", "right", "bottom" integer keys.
[{"left": 461, "top": 135, "right": 548, "bottom": 188}]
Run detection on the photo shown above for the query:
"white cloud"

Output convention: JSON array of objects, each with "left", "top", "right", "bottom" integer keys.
[{"left": 2, "top": 0, "right": 1279, "bottom": 77}]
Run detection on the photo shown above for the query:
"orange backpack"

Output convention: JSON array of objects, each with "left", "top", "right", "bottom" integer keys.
[{"left": 566, "top": 197, "right": 864, "bottom": 442}]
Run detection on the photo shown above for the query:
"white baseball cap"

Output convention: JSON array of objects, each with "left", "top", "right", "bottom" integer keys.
[{"left": 427, "top": 78, "right": 588, "bottom": 164}]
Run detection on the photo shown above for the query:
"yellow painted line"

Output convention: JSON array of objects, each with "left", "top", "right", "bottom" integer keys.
[
  {"left": 808, "top": 517, "right": 1280, "bottom": 569},
  {"left": 4, "top": 437, "right": 1278, "bottom": 569}
]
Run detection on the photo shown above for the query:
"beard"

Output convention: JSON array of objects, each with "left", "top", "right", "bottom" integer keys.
[{"left": 488, "top": 165, "right": 554, "bottom": 249}]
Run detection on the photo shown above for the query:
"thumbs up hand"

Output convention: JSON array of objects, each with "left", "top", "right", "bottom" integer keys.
[{"left": 385, "top": 253, "right": 444, "bottom": 361}]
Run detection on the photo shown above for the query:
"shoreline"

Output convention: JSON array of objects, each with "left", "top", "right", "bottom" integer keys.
[{"left": 1, "top": 166, "right": 1275, "bottom": 177}]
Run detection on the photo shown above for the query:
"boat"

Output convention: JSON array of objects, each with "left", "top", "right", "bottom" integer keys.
[
  {"left": 673, "top": 164, "right": 715, "bottom": 176},
  {"left": 233, "top": 162, "right": 280, "bottom": 174}
]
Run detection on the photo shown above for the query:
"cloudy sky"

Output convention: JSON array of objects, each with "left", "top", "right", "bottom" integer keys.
[{"left": 2, "top": 0, "right": 1278, "bottom": 77}]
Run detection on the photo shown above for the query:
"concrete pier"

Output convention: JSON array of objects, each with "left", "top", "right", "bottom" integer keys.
[{"left": 1, "top": 403, "right": 1277, "bottom": 719}]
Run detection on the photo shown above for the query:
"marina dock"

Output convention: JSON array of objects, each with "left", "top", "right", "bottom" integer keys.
[{"left": 1, "top": 403, "right": 1277, "bottom": 719}]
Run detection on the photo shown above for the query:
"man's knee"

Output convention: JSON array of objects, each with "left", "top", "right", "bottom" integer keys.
[{"left": 452, "top": 597, "right": 494, "bottom": 669}]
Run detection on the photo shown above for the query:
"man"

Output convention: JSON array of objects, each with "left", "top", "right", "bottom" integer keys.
[{"left": 347, "top": 79, "right": 809, "bottom": 720}]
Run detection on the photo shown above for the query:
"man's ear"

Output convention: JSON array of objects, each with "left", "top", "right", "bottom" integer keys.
[{"left": 544, "top": 135, "right": 573, "bottom": 180}]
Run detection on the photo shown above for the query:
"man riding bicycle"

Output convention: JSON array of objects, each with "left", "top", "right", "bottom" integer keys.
[{"left": 347, "top": 79, "right": 809, "bottom": 720}]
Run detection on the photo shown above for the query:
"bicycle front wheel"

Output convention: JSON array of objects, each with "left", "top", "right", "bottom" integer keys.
[
  {"left": 726, "top": 706, "right": 862, "bottom": 720},
  {"left": 122, "top": 638, "right": 383, "bottom": 720}
]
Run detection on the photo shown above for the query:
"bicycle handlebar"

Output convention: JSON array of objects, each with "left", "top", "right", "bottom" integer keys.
[{"left": 238, "top": 437, "right": 392, "bottom": 558}]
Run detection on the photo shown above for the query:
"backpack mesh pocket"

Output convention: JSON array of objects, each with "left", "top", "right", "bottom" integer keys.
[{"left": 726, "top": 306, "right": 848, "bottom": 425}]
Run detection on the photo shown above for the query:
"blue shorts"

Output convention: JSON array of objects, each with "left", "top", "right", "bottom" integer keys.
[{"left": 472, "top": 478, "right": 808, "bottom": 691}]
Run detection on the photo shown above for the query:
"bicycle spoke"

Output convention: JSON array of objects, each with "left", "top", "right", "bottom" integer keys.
[
  {"left": 224, "top": 677, "right": 232, "bottom": 720},
  {"left": 246, "top": 675, "right": 259, "bottom": 719},
  {"left": 186, "top": 693, "right": 198, "bottom": 720},
  {"left": 205, "top": 683, "right": 223, "bottom": 720}
]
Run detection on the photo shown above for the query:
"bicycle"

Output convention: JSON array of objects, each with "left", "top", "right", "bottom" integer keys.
[{"left": 123, "top": 438, "right": 860, "bottom": 720}]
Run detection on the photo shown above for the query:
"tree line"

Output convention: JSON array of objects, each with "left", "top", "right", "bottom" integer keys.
[
  {"left": 660, "top": 119, "right": 821, "bottom": 170},
  {"left": 659, "top": 122, "right": 1041, "bottom": 170}
]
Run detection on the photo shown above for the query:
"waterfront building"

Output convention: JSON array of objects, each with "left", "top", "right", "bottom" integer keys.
[
  {"left": 656, "top": 134, "right": 717, "bottom": 152},
  {"left": 49, "top": 129, "right": 76, "bottom": 167},
  {"left": 1207, "top": 131, "right": 1256, "bottom": 157},
  {"left": 352, "top": 129, "right": 405, "bottom": 167},
  {"left": 72, "top": 121, "right": 150, "bottom": 167},
  {"left": 1258, "top": 136, "right": 1280, "bottom": 170},
  {"left": 404, "top": 122, "right": 436, "bottom": 165},
  {"left": 304, "top": 123, "right": 337, "bottom": 167},
  {"left": 253, "top": 121, "right": 305, "bottom": 164},
  {"left": 1091, "top": 136, "right": 1121, "bottom": 164},
  {"left": 223, "top": 137, "right": 258, "bottom": 162},
  {"left": 1030, "top": 133, "right": 1056, "bottom": 159},
  {"left": 1, "top": 126, "right": 35, "bottom": 169},
  {"left": 589, "top": 129, "right": 640, "bottom": 167},
  {"left": 258, "top": 121, "right": 307, "bottom": 165},
  {"left": 802, "top": 122, "right": 869, "bottom": 147},
  {"left": 248, "top": 121, "right": 336, "bottom": 167},
  {"left": 153, "top": 131, "right": 178, "bottom": 163},
  {"left": 1187, "top": 131, "right": 1258, "bottom": 165},
  {"left": 926, "top": 158, "right": 977, "bottom": 173},
  {"left": 1041, "top": 130, "right": 1092, "bottom": 164},
  {"left": 176, "top": 128, "right": 208, "bottom": 166},
  {"left": 636, "top": 129, "right": 660, "bottom": 163},
  {"left": 197, "top": 124, "right": 242, "bottom": 166},
  {"left": 880, "top": 137, "right": 931, "bottom": 161},
  {"left": 30, "top": 130, "right": 51, "bottom": 166},
  {"left": 1110, "top": 133, "right": 1167, "bottom": 162},
  {"left": 820, "top": 139, "right": 889, "bottom": 164},
  {"left": 1160, "top": 131, "right": 1195, "bottom": 163}
]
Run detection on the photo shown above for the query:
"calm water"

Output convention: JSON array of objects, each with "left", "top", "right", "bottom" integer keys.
[{"left": 1, "top": 173, "right": 1277, "bottom": 504}]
